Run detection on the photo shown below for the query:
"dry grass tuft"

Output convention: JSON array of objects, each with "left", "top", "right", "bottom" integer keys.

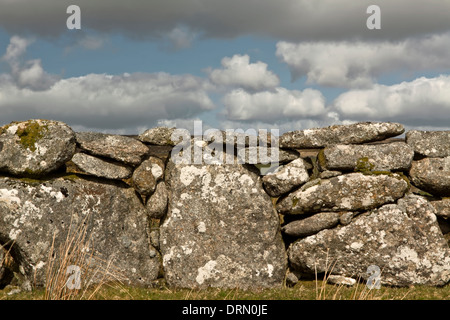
[{"left": 43, "top": 213, "right": 131, "bottom": 300}]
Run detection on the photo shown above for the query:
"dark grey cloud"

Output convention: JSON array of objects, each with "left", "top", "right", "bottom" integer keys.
[
  {"left": 276, "top": 32, "right": 450, "bottom": 88},
  {"left": 1, "top": 0, "right": 450, "bottom": 42}
]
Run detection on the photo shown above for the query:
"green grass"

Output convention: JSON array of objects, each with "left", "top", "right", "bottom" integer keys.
[{"left": 1, "top": 280, "right": 449, "bottom": 300}]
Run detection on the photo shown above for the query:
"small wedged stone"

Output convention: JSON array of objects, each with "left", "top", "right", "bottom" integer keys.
[
  {"left": 280, "top": 122, "right": 404, "bottom": 149},
  {"left": 282, "top": 212, "right": 340, "bottom": 238},
  {"left": 409, "top": 157, "right": 450, "bottom": 196},
  {"left": 327, "top": 275, "right": 356, "bottom": 286},
  {"left": 430, "top": 199, "right": 450, "bottom": 218},
  {"left": 285, "top": 270, "right": 300, "bottom": 287},
  {"left": 132, "top": 157, "right": 165, "bottom": 197},
  {"left": 0, "top": 119, "right": 76, "bottom": 176},
  {"left": 322, "top": 142, "right": 414, "bottom": 171},
  {"left": 288, "top": 195, "right": 450, "bottom": 287},
  {"left": 68, "top": 153, "right": 133, "bottom": 180},
  {"left": 76, "top": 132, "right": 149, "bottom": 166},
  {"left": 262, "top": 158, "right": 310, "bottom": 197},
  {"left": 339, "top": 211, "right": 359, "bottom": 226},
  {"left": 276, "top": 173, "right": 408, "bottom": 215},
  {"left": 406, "top": 130, "right": 450, "bottom": 157},
  {"left": 319, "top": 171, "right": 342, "bottom": 179},
  {"left": 146, "top": 181, "right": 169, "bottom": 219}
]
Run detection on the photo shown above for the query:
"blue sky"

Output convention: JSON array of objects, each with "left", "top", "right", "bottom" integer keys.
[{"left": 1, "top": 1, "right": 450, "bottom": 134}]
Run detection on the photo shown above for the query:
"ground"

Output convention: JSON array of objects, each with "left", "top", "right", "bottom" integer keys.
[{"left": 1, "top": 280, "right": 449, "bottom": 300}]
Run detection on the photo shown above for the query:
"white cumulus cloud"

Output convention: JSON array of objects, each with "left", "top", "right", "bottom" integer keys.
[
  {"left": 1, "top": 35, "right": 59, "bottom": 91},
  {"left": 223, "top": 87, "right": 326, "bottom": 122},
  {"left": 208, "top": 54, "right": 279, "bottom": 91},
  {"left": 0, "top": 72, "right": 215, "bottom": 132},
  {"left": 0, "top": 36, "right": 215, "bottom": 132},
  {"left": 332, "top": 75, "right": 450, "bottom": 127}
]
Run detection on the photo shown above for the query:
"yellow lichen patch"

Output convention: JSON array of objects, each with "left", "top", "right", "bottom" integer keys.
[{"left": 16, "top": 120, "right": 49, "bottom": 152}]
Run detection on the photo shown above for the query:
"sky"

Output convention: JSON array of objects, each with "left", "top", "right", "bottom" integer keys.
[{"left": 1, "top": 0, "right": 450, "bottom": 135}]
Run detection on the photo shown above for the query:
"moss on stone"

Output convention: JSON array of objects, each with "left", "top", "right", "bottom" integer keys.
[
  {"left": 16, "top": 120, "right": 48, "bottom": 152},
  {"left": 16, "top": 176, "right": 47, "bottom": 185},
  {"left": 317, "top": 149, "right": 327, "bottom": 169},
  {"left": 292, "top": 197, "right": 299, "bottom": 208},
  {"left": 395, "top": 172, "right": 411, "bottom": 190},
  {"left": 61, "top": 174, "right": 83, "bottom": 182},
  {"left": 355, "top": 157, "right": 375, "bottom": 173},
  {"left": 23, "top": 167, "right": 44, "bottom": 177}
]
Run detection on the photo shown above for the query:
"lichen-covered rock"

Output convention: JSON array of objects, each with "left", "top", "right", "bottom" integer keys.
[
  {"left": 146, "top": 181, "right": 168, "bottom": 219},
  {"left": 282, "top": 212, "right": 340, "bottom": 238},
  {"left": 406, "top": 130, "right": 450, "bottom": 158},
  {"left": 280, "top": 122, "right": 404, "bottom": 149},
  {"left": 160, "top": 161, "right": 287, "bottom": 289},
  {"left": 132, "top": 157, "right": 165, "bottom": 197},
  {"left": 277, "top": 173, "right": 408, "bottom": 215},
  {"left": 221, "top": 130, "right": 275, "bottom": 147},
  {"left": 68, "top": 152, "right": 133, "bottom": 180},
  {"left": 409, "top": 157, "right": 450, "bottom": 196},
  {"left": 0, "top": 120, "right": 76, "bottom": 176},
  {"left": 262, "top": 158, "right": 310, "bottom": 197},
  {"left": 76, "top": 132, "right": 149, "bottom": 166},
  {"left": 237, "top": 147, "right": 299, "bottom": 164},
  {"left": 138, "top": 127, "right": 177, "bottom": 146},
  {"left": 321, "top": 142, "right": 414, "bottom": 171},
  {"left": 0, "top": 176, "right": 160, "bottom": 287},
  {"left": 430, "top": 199, "right": 450, "bottom": 218},
  {"left": 288, "top": 195, "right": 450, "bottom": 287}
]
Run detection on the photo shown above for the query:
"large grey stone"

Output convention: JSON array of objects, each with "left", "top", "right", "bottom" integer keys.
[
  {"left": 276, "top": 173, "right": 408, "bottom": 215},
  {"left": 262, "top": 158, "right": 310, "bottom": 197},
  {"left": 76, "top": 132, "right": 149, "bottom": 166},
  {"left": 138, "top": 127, "right": 177, "bottom": 146},
  {"left": 288, "top": 195, "right": 450, "bottom": 287},
  {"left": 68, "top": 152, "right": 133, "bottom": 180},
  {"left": 195, "top": 129, "right": 276, "bottom": 147},
  {"left": 409, "top": 157, "right": 450, "bottom": 196},
  {"left": 236, "top": 147, "right": 299, "bottom": 165},
  {"left": 280, "top": 122, "right": 404, "bottom": 149},
  {"left": 0, "top": 176, "right": 160, "bottom": 288},
  {"left": 0, "top": 120, "right": 76, "bottom": 176},
  {"left": 406, "top": 130, "right": 450, "bottom": 158},
  {"left": 220, "top": 130, "right": 275, "bottom": 147},
  {"left": 160, "top": 161, "right": 287, "bottom": 289},
  {"left": 321, "top": 142, "right": 414, "bottom": 171}
]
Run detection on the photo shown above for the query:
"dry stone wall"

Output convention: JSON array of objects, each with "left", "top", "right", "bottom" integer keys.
[{"left": 0, "top": 119, "right": 449, "bottom": 291}]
